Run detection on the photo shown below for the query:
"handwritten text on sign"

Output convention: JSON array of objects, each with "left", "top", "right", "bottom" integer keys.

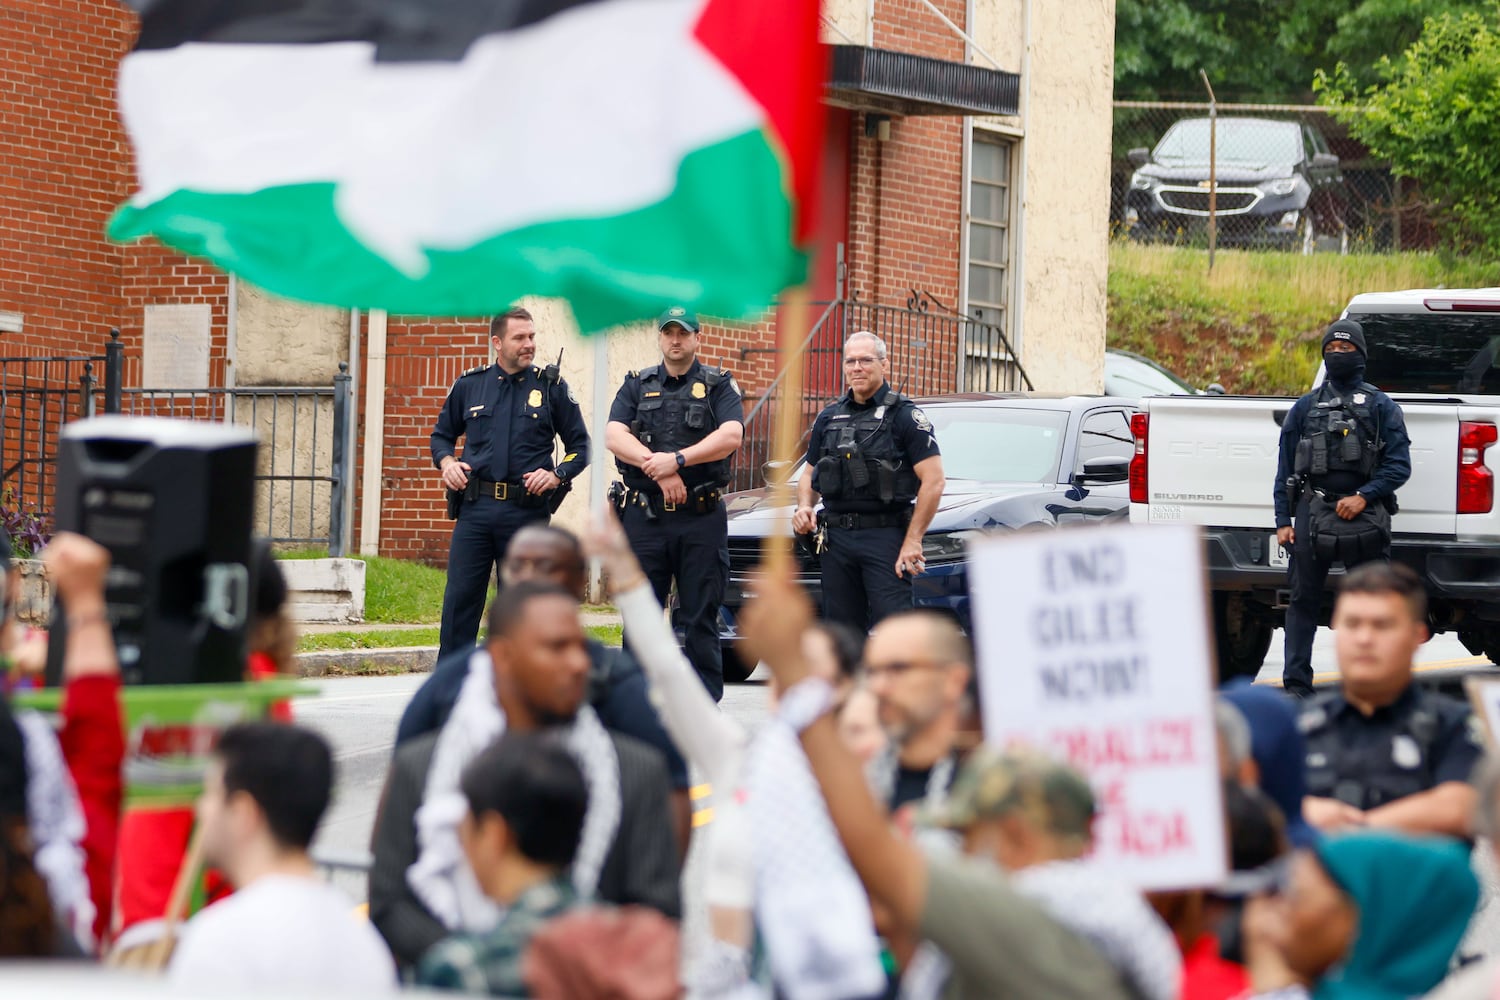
[{"left": 969, "top": 524, "right": 1226, "bottom": 891}]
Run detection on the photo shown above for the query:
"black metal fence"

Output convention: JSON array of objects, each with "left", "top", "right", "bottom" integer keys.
[
  {"left": 730, "top": 294, "right": 1031, "bottom": 492},
  {"left": 0, "top": 330, "right": 352, "bottom": 555}
]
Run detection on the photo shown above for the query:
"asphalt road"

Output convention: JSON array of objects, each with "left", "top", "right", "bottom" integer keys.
[{"left": 293, "top": 626, "right": 1500, "bottom": 960}]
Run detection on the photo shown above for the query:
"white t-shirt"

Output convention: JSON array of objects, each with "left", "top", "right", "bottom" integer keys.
[{"left": 170, "top": 874, "right": 397, "bottom": 992}]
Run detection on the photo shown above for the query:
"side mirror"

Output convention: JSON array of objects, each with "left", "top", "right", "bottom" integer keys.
[
  {"left": 1312, "top": 152, "right": 1339, "bottom": 170},
  {"left": 761, "top": 460, "right": 793, "bottom": 488},
  {"left": 1205, "top": 382, "right": 1227, "bottom": 395},
  {"left": 1127, "top": 147, "right": 1150, "bottom": 169},
  {"left": 1075, "top": 457, "right": 1130, "bottom": 486}
]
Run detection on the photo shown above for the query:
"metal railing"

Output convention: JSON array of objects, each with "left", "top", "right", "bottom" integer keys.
[
  {"left": 730, "top": 293, "right": 1031, "bottom": 492},
  {"left": 114, "top": 366, "right": 352, "bottom": 553}
]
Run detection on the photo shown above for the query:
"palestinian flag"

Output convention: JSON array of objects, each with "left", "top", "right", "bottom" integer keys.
[{"left": 108, "top": 0, "right": 824, "bottom": 332}]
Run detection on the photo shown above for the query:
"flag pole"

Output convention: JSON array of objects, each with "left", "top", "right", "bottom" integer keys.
[{"left": 766, "top": 287, "right": 810, "bottom": 576}]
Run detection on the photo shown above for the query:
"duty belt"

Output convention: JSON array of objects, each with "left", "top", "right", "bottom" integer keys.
[
  {"left": 628, "top": 487, "right": 723, "bottom": 515},
  {"left": 823, "top": 508, "right": 913, "bottom": 530},
  {"left": 475, "top": 479, "right": 529, "bottom": 502}
]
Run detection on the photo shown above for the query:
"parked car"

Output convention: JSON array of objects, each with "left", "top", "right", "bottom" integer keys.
[
  {"left": 711, "top": 394, "right": 1140, "bottom": 682},
  {"left": 1105, "top": 348, "right": 1225, "bottom": 398},
  {"left": 1130, "top": 287, "right": 1500, "bottom": 678},
  {"left": 1124, "top": 116, "right": 1348, "bottom": 253}
]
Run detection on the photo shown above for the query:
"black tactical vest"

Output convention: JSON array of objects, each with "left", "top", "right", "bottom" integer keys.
[
  {"left": 812, "top": 388, "right": 921, "bottom": 512},
  {"left": 1294, "top": 382, "right": 1381, "bottom": 490},
  {"left": 621, "top": 364, "right": 729, "bottom": 490},
  {"left": 1301, "top": 691, "right": 1440, "bottom": 810}
]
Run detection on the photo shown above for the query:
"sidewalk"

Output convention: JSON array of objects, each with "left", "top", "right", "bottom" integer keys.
[{"left": 294, "top": 609, "right": 623, "bottom": 677}]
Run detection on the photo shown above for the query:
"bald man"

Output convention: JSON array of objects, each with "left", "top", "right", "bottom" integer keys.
[{"left": 861, "top": 610, "right": 973, "bottom": 814}]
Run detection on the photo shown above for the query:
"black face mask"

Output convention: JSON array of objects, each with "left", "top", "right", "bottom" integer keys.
[{"left": 1324, "top": 351, "right": 1366, "bottom": 386}]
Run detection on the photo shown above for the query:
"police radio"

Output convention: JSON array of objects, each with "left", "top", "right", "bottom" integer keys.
[{"left": 541, "top": 349, "right": 564, "bottom": 385}]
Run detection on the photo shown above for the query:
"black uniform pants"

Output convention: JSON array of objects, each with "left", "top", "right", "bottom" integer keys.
[
  {"left": 622, "top": 500, "right": 730, "bottom": 702},
  {"left": 821, "top": 522, "right": 913, "bottom": 633},
  {"left": 438, "top": 496, "right": 549, "bottom": 660},
  {"left": 1283, "top": 497, "right": 1390, "bottom": 695}
]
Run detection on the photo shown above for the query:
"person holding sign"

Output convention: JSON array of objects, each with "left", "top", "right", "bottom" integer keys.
[
  {"left": 794, "top": 332, "right": 945, "bottom": 631},
  {"left": 738, "top": 570, "right": 1180, "bottom": 1000},
  {"left": 1275, "top": 319, "right": 1411, "bottom": 699},
  {"left": 1299, "top": 563, "right": 1482, "bottom": 837}
]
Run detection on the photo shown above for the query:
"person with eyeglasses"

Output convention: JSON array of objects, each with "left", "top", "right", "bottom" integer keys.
[
  {"left": 794, "top": 331, "right": 945, "bottom": 632},
  {"left": 861, "top": 610, "right": 973, "bottom": 815}
]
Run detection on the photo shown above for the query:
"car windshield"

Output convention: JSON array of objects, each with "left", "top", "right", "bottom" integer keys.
[
  {"left": 925, "top": 405, "right": 1068, "bottom": 482},
  {"left": 1105, "top": 352, "right": 1194, "bottom": 397},
  {"left": 1354, "top": 311, "right": 1500, "bottom": 393},
  {"left": 1153, "top": 118, "right": 1301, "bottom": 167}
]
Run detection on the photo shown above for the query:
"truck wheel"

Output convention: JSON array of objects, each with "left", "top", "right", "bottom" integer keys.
[{"left": 1213, "top": 593, "right": 1273, "bottom": 681}]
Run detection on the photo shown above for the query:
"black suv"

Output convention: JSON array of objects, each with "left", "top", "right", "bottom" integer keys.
[{"left": 1124, "top": 117, "right": 1348, "bottom": 253}]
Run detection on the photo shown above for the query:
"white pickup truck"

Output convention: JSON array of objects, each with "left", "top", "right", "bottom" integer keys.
[{"left": 1129, "top": 288, "right": 1500, "bottom": 677}]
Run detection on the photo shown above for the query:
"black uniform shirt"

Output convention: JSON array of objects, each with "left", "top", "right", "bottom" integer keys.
[
  {"left": 1300, "top": 684, "right": 1483, "bottom": 810},
  {"left": 430, "top": 364, "right": 590, "bottom": 483},
  {"left": 803, "top": 383, "right": 942, "bottom": 477},
  {"left": 608, "top": 359, "right": 744, "bottom": 489},
  {"left": 1273, "top": 382, "right": 1411, "bottom": 528}
]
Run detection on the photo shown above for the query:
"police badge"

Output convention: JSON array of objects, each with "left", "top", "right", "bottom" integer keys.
[
  {"left": 528, "top": 389, "right": 542, "bottom": 408},
  {"left": 691, "top": 382, "right": 706, "bottom": 399}
]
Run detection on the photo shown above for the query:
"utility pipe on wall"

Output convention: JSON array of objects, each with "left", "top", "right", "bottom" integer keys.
[{"left": 359, "top": 309, "right": 388, "bottom": 555}]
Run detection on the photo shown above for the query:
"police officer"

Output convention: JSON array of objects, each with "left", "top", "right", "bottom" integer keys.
[
  {"left": 1299, "top": 562, "right": 1480, "bottom": 838},
  {"left": 1275, "top": 319, "right": 1411, "bottom": 697},
  {"left": 431, "top": 307, "right": 589, "bottom": 659},
  {"left": 605, "top": 307, "right": 744, "bottom": 701},
  {"left": 793, "top": 331, "right": 945, "bottom": 631}
]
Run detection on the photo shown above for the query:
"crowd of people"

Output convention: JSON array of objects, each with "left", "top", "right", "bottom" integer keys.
[{"left": 1, "top": 510, "right": 1498, "bottom": 1000}]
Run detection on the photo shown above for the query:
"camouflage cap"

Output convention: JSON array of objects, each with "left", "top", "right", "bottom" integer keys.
[
  {"left": 656, "top": 306, "right": 701, "bottom": 334},
  {"left": 927, "top": 746, "right": 1096, "bottom": 840}
]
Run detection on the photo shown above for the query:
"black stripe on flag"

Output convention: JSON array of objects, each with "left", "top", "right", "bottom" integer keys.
[{"left": 125, "top": 0, "right": 612, "bottom": 61}]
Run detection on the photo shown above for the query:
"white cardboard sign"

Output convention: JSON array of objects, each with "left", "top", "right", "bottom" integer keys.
[{"left": 968, "top": 522, "right": 1227, "bottom": 891}]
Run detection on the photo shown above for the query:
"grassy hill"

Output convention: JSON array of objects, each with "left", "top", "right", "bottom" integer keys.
[{"left": 1107, "top": 244, "right": 1500, "bottom": 395}]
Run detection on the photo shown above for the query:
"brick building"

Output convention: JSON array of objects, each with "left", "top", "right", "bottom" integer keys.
[{"left": 0, "top": 0, "right": 1116, "bottom": 565}]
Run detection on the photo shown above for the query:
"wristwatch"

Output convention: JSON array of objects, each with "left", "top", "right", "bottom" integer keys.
[
  {"left": 674, "top": 451, "right": 686, "bottom": 469},
  {"left": 778, "top": 677, "right": 837, "bottom": 733}
]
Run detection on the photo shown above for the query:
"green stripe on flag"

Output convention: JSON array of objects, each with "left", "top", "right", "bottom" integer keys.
[{"left": 109, "top": 129, "right": 804, "bottom": 332}]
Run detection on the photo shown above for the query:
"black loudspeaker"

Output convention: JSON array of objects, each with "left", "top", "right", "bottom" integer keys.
[{"left": 45, "top": 417, "right": 260, "bottom": 686}]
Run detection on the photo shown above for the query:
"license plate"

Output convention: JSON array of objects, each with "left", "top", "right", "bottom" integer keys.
[{"left": 1268, "top": 534, "right": 1290, "bottom": 569}]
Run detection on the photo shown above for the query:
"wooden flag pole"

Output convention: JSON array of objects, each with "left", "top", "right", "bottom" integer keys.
[{"left": 766, "top": 287, "right": 810, "bottom": 576}]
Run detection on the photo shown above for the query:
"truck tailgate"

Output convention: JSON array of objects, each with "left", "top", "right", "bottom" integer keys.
[{"left": 1136, "top": 395, "right": 1459, "bottom": 537}]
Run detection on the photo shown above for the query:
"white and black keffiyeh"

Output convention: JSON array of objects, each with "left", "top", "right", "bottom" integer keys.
[
  {"left": 407, "top": 648, "right": 621, "bottom": 932},
  {"left": 16, "top": 710, "right": 94, "bottom": 950},
  {"left": 867, "top": 745, "right": 956, "bottom": 813}
]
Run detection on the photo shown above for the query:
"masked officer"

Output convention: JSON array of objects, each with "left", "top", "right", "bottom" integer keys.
[
  {"left": 431, "top": 307, "right": 589, "bottom": 659},
  {"left": 1274, "top": 319, "right": 1410, "bottom": 697},
  {"left": 1298, "top": 562, "right": 1480, "bottom": 838},
  {"left": 605, "top": 307, "right": 744, "bottom": 701},
  {"left": 793, "top": 331, "right": 945, "bottom": 631}
]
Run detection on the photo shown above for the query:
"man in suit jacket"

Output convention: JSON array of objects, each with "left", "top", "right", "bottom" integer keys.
[{"left": 368, "top": 582, "right": 681, "bottom": 970}]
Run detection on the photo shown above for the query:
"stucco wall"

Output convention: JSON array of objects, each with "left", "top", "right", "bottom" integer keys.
[
  {"left": 975, "top": 0, "right": 1116, "bottom": 394},
  {"left": 235, "top": 280, "right": 348, "bottom": 387}
]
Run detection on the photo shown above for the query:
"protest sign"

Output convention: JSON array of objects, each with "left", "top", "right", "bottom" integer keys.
[
  {"left": 1464, "top": 677, "right": 1500, "bottom": 748},
  {"left": 967, "top": 522, "right": 1226, "bottom": 891}
]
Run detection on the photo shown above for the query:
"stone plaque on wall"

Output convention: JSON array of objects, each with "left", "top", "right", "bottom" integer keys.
[{"left": 142, "top": 303, "right": 212, "bottom": 388}]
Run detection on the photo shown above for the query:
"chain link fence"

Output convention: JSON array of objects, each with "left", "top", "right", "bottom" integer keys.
[{"left": 1111, "top": 102, "right": 1434, "bottom": 254}]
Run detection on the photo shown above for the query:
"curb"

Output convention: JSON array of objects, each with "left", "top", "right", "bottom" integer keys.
[{"left": 296, "top": 646, "right": 439, "bottom": 678}]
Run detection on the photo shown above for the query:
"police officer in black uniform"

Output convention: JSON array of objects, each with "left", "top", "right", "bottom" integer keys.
[
  {"left": 793, "top": 331, "right": 945, "bottom": 632},
  {"left": 1298, "top": 562, "right": 1481, "bottom": 837},
  {"left": 605, "top": 307, "right": 744, "bottom": 701},
  {"left": 431, "top": 307, "right": 589, "bottom": 659},
  {"left": 1275, "top": 319, "right": 1411, "bottom": 697}
]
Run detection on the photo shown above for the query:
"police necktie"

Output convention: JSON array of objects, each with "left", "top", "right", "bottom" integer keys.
[{"left": 491, "top": 376, "right": 513, "bottom": 481}]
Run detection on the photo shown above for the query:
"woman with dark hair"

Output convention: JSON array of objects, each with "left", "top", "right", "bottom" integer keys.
[{"left": 0, "top": 697, "right": 61, "bottom": 957}]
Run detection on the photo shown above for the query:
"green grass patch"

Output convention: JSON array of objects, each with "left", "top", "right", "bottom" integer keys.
[
  {"left": 277, "top": 549, "right": 446, "bottom": 624},
  {"left": 1108, "top": 243, "right": 1500, "bottom": 395},
  {"left": 296, "top": 623, "right": 623, "bottom": 653}
]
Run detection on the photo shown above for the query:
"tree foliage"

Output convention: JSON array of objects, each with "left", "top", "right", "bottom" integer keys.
[
  {"left": 1115, "top": 0, "right": 1476, "bottom": 100},
  {"left": 1316, "top": 6, "right": 1500, "bottom": 255}
]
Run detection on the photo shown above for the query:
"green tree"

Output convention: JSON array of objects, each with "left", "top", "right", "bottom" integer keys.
[
  {"left": 1115, "top": 0, "right": 1477, "bottom": 100},
  {"left": 1317, "top": 6, "right": 1500, "bottom": 254}
]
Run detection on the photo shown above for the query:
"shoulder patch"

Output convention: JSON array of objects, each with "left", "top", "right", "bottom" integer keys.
[
  {"left": 566, "top": 382, "right": 578, "bottom": 404},
  {"left": 728, "top": 376, "right": 742, "bottom": 397},
  {"left": 1467, "top": 713, "right": 1488, "bottom": 749},
  {"left": 911, "top": 407, "right": 932, "bottom": 432}
]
